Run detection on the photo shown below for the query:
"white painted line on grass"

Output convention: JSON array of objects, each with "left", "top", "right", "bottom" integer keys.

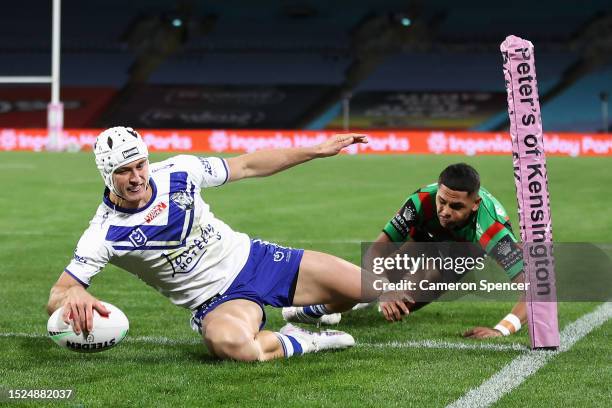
[
  {"left": 359, "top": 340, "right": 528, "bottom": 352},
  {"left": 0, "top": 332, "right": 525, "bottom": 352},
  {"left": 128, "top": 335, "right": 201, "bottom": 346},
  {"left": 0, "top": 332, "right": 200, "bottom": 346},
  {"left": 0, "top": 332, "right": 43, "bottom": 339},
  {"left": 446, "top": 302, "right": 612, "bottom": 408}
]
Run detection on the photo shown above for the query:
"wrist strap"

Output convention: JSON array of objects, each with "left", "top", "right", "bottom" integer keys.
[{"left": 494, "top": 313, "right": 521, "bottom": 336}]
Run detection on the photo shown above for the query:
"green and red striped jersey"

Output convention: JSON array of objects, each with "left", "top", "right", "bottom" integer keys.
[{"left": 383, "top": 183, "right": 523, "bottom": 279}]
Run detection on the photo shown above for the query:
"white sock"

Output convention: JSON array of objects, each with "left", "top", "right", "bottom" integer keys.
[
  {"left": 302, "top": 304, "right": 331, "bottom": 318},
  {"left": 274, "top": 333, "right": 304, "bottom": 358}
]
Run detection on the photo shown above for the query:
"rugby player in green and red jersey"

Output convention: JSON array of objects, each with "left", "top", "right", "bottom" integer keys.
[{"left": 284, "top": 163, "right": 526, "bottom": 339}]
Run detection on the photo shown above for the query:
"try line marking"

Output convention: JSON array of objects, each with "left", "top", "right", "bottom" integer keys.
[
  {"left": 446, "top": 302, "right": 612, "bottom": 408},
  {"left": 0, "top": 332, "right": 526, "bottom": 352},
  {"left": 3, "top": 302, "right": 608, "bottom": 366}
]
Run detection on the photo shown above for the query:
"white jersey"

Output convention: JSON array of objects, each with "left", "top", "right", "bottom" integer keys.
[{"left": 65, "top": 155, "right": 251, "bottom": 310}]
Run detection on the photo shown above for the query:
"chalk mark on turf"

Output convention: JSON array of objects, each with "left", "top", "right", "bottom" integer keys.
[
  {"left": 360, "top": 340, "right": 528, "bottom": 352},
  {"left": 5, "top": 302, "right": 609, "bottom": 368},
  {"left": 446, "top": 301, "right": 612, "bottom": 408}
]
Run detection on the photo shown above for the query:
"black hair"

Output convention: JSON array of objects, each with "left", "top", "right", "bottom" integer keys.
[{"left": 438, "top": 163, "right": 480, "bottom": 194}]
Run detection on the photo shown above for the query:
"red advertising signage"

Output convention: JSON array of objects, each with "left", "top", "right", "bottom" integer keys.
[
  {"left": 1, "top": 128, "right": 611, "bottom": 157},
  {"left": 0, "top": 87, "right": 116, "bottom": 128}
]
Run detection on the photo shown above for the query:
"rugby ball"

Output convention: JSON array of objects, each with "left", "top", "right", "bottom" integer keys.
[{"left": 47, "top": 302, "right": 129, "bottom": 353}]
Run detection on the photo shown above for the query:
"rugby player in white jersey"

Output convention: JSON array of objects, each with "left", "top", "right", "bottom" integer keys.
[{"left": 47, "top": 126, "right": 372, "bottom": 362}]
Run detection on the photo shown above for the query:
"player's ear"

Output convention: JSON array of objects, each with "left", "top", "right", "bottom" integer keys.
[{"left": 471, "top": 195, "right": 481, "bottom": 212}]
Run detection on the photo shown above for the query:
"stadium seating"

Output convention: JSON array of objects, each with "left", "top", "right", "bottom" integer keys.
[
  {"left": 150, "top": 53, "right": 350, "bottom": 85},
  {"left": 542, "top": 65, "right": 612, "bottom": 132},
  {"left": 0, "top": 0, "right": 610, "bottom": 131}
]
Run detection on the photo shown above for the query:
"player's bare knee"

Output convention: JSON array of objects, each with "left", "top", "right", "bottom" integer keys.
[
  {"left": 203, "top": 319, "right": 261, "bottom": 362},
  {"left": 209, "top": 337, "right": 261, "bottom": 362}
]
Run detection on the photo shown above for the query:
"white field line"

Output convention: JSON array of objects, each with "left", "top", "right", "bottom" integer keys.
[
  {"left": 2, "top": 303, "right": 609, "bottom": 358},
  {"left": 0, "top": 332, "right": 526, "bottom": 352},
  {"left": 446, "top": 302, "right": 612, "bottom": 408},
  {"left": 0, "top": 332, "right": 201, "bottom": 346},
  {"left": 360, "top": 340, "right": 528, "bottom": 352}
]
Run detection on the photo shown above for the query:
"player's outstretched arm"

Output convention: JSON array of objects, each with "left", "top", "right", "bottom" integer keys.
[
  {"left": 225, "top": 133, "right": 368, "bottom": 182},
  {"left": 463, "top": 272, "right": 527, "bottom": 339},
  {"left": 368, "top": 232, "right": 418, "bottom": 322},
  {"left": 47, "top": 272, "right": 109, "bottom": 335}
]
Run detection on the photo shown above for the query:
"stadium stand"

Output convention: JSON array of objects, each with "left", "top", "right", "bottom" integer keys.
[
  {"left": 542, "top": 65, "right": 612, "bottom": 132},
  {"left": 0, "top": 0, "right": 610, "bottom": 131},
  {"left": 150, "top": 53, "right": 350, "bottom": 85}
]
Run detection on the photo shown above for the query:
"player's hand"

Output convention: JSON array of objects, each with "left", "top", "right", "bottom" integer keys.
[
  {"left": 315, "top": 134, "right": 368, "bottom": 157},
  {"left": 379, "top": 300, "right": 412, "bottom": 322},
  {"left": 462, "top": 327, "right": 503, "bottom": 339},
  {"left": 61, "top": 287, "right": 110, "bottom": 335}
]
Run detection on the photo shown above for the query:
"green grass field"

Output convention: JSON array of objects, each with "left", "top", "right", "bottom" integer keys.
[{"left": 0, "top": 151, "right": 610, "bottom": 407}]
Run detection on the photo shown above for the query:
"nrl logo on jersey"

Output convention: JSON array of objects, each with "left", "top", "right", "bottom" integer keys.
[
  {"left": 129, "top": 228, "right": 148, "bottom": 247},
  {"left": 171, "top": 191, "right": 194, "bottom": 211}
]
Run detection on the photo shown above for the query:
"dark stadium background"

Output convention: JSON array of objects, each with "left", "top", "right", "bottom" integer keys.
[{"left": 0, "top": 0, "right": 610, "bottom": 132}]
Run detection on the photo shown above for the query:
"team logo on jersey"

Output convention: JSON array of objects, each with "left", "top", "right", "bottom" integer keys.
[
  {"left": 492, "top": 235, "right": 522, "bottom": 271},
  {"left": 129, "top": 228, "right": 148, "bottom": 247},
  {"left": 498, "top": 240, "right": 512, "bottom": 256},
  {"left": 144, "top": 202, "right": 168, "bottom": 223},
  {"left": 402, "top": 205, "right": 416, "bottom": 222},
  {"left": 171, "top": 191, "right": 194, "bottom": 211}
]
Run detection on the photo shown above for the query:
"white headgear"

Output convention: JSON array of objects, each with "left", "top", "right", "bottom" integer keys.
[{"left": 94, "top": 126, "right": 149, "bottom": 197}]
